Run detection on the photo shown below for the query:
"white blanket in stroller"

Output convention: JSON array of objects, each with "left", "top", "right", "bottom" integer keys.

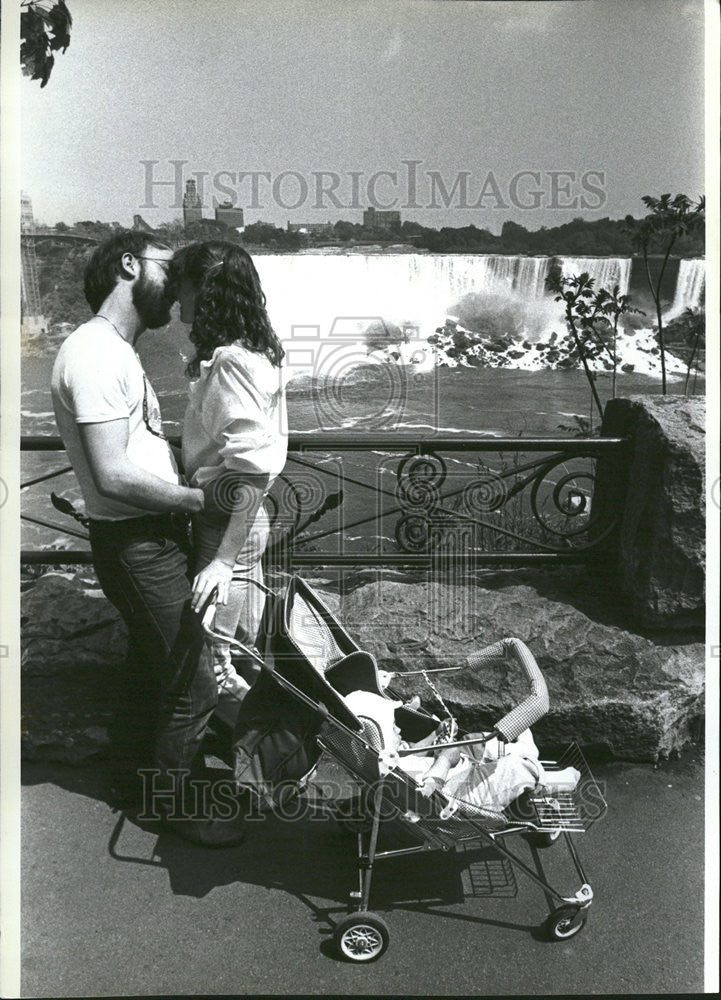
[{"left": 343, "top": 689, "right": 578, "bottom": 817}]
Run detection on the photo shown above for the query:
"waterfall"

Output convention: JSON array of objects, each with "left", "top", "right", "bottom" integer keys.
[
  {"left": 254, "top": 253, "right": 634, "bottom": 343},
  {"left": 255, "top": 253, "right": 561, "bottom": 346},
  {"left": 253, "top": 252, "right": 635, "bottom": 379},
  {"left": 559, "top": 257, "right": 632, "bottom": 297},
  {"left": 666, "top": 258, "right": 705, "bottom": 319},
  {"left": 476, "top": 255, "right": 550, "bottom": 298},
  {"left": 515, "top": 256, "right": 550, "bottom": 298},
  {"left": 248, "top": 251, "right": 704, "bottom": 382}
]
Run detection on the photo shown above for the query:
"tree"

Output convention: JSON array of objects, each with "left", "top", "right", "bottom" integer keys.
[
  {"left": 21, "top": 0, "right": 72, "bottom": 88},
  {"left": 332, "top": 220, "right": 356, "bottom": 242},
  {"left": 185, "top": 218, "right": 228, "bottom": 240},
  {"left": 593, "top": 285, "right": 645, "bottom": 398},
  {"left": 153, "top": 219, "right": 186, "bottom": 242},
  {"left": 546, "top": 267, "right": 645, "bottom": 416},
  {"left": 664, "top": 308, "right": 705, "bottom": 396},
  {"left": 625, "top": 193, "right": 705, "bottom": 393},
  {"left": 546, "top": 268, "right": 606, "bottom": 420},
  {"left": 40, "top": 245, "right": 93, "bottom": 328}
]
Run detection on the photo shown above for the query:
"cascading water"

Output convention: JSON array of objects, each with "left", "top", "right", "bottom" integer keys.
[
  {"left": 559, "top": 256, "right": 632, "bottom": 297},
  {"left": 251, "top": 252, "right": 701, "bottom": 381},
  {"left": 665, "top": 258, "right": 705, "bottom": 320},
  {"left": 255, "top": 253, "right": 557, "bottom": 346}
]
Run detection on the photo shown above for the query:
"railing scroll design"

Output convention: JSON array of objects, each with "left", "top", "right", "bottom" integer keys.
[{"left": 20, "top": 434, "right": 629, "bottom": 568}]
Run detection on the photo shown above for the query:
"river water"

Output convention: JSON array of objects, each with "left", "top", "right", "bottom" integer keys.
[
  {"left": 21, "top": 250, "right": 705, "bottom": 553},
  {"left": 21, "top": 323, "right": 701, "bottom": 555}
]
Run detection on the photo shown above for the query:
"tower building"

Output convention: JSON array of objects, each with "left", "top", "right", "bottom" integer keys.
[
  {"left": 183, "top": 179, "right": 203, "bottom": 227},
  {"left": 20, "top": 193, "right": 47, "bottom": 336}
]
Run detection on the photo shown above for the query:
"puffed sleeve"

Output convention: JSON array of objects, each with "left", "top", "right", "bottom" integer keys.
[{"left": 202, "top": 352, "right": 283, "bottom": 477}]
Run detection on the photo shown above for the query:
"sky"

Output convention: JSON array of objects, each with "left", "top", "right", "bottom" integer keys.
[{"left": 20, "top": 0, "right": 706, "bottom": 232}]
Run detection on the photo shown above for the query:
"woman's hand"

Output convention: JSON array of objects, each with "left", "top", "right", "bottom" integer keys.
[{"left": 191, "top": 558, "right": 234, "bottom": 611}]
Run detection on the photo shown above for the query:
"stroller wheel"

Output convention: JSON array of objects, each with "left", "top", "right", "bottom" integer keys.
[
  {"left": 526, "top": 828, "right": 561, "bottom": 849},
  {"left": 545, "top": 904, "right": 587, "bottom": 941},
  {"left": 334, "top": 912, "right": 389, "bottom": 962}
]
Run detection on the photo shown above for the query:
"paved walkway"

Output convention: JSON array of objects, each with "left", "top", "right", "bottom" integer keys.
[{"left": 21, "top": 752, "right": 705, "bottom": 997}]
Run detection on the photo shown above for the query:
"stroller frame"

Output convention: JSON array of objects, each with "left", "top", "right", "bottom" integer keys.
[
  {"left": 201, "top": 577, "right": 605, "bottom": 962},
  {"left": 306, "top": 719, "right": 597, "bottom": 960}
]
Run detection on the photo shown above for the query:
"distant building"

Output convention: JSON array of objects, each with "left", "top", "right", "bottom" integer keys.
[
  {"left": 215, "top": 200, "right": 244, "bottom": 230},
  {"left": 363, "top": 207, "right": 401, "bottom": 232},
  {"left": 182, "top": 179, "right": 203, "bottom": 227},
  {"left": 21, "top": 192, "right": 35, "bottom": 233},
  {"left": 286, "top": 220, "right": 333, "bottom": 235},
  {"left": 132, "top": 214, "right": 155, "bottom": 231},
  {"left": 20, "top": 193, "right": 48, "bottom": 337}
]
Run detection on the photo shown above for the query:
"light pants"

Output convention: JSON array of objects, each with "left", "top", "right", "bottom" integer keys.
[{"left": 193, "top": 505, "right": 269, "bottom": 729}]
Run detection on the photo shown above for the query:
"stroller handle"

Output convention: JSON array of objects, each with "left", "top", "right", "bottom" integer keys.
[
  {"left": 197, "top": 585, "right": 268, "bottom": 670},
  {"left": 467, "top": 638, "right": 549, "bottom": 742}
]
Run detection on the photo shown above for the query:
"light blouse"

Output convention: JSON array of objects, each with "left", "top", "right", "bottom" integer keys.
[{"left": 182, "top": 343, "right": 288, "bottom": 490}]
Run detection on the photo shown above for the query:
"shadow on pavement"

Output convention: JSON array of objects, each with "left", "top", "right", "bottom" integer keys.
[{"left": 23, "top": 757, "right": 538, "bottom": 943}]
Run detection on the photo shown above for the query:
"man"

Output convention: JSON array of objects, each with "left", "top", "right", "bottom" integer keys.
[{"left": 51, "top": 230, "right": 244, "bottom": 846}]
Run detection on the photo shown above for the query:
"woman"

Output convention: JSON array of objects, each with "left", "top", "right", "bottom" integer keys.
[{"left": 171, "top": 241, "right": 287, "bottom": 729}]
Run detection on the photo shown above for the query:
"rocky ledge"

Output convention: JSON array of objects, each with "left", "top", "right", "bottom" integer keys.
[
  {"left": 21, "top": 570, "right": 703, "bottom": 765},
  {"left": 328, "top": 579, "right": 703, "bottom": 762},
  {"left": 598, "top": 394, "right": 705, "bottom": 629}
]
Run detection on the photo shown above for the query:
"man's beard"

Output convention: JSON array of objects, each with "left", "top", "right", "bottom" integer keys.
[{"left": 132, "top": 269, "right": 173, "bottom": 329}]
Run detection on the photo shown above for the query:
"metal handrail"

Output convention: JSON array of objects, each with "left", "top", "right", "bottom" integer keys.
[
  {"left": 21, "top": 434, "right": 627, "bottom": 454},
  {"left": 20, "top": 433, "right": 629, "bottom": 567}
]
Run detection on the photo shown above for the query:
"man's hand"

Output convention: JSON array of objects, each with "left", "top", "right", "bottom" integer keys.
[
  {"left": 187, "top": 488, "right": 205, "bottom": 513},
  {"left": 191, "top": 558, "right": 234, "bottom": 611}
]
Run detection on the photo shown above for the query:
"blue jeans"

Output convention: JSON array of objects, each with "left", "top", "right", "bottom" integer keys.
[{"left": 89, "top": 513, "right": 218, "bottom": 801}]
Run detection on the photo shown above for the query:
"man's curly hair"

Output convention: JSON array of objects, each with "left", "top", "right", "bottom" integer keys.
[
  {"left": 84, "top": 230, "right": 170, "bottom": 313},
  {"left": 170, "top": 240, "right": 284, "bottom": 378}
]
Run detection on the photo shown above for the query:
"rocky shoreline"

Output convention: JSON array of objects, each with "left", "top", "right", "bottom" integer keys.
[{"left": 425, "top": 323, "right": 690, "bottom": 379}]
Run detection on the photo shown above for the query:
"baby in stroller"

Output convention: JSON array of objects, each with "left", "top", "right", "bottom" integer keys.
[
  {"left": 342, "top": 688, "right": 581, "bottom": 819},
  {"left": 212, "top": 576, "right": 580, "bottom": 823}
]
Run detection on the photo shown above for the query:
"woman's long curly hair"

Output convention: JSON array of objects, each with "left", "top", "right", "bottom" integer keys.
[{"left": 170, "top": 241, "right": 284, "bottom": 378}]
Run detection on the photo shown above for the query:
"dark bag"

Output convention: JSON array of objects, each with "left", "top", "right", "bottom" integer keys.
[{"left": 232, "top": 581, "right": 338, "bottom": 796}]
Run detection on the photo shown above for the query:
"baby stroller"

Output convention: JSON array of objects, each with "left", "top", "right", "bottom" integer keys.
[{"left": 202, "top": 575, "right": 607, "bottom": 963}]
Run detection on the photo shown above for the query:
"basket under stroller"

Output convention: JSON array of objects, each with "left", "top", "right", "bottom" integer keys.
[{"left": 202, "top": 575, "right": 607, "bottom": 963}]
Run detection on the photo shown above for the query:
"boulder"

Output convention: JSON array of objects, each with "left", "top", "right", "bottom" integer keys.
[
  {"left": 600, "top": 395, "right": 705, "bottom": 628},
  {"left": 20, "top": 572, "right": 704, "bottom": 764},
  {"left": 327, "top": 579, "right": 704, "bottom": 762},
  {"left": 21, "top": 573, "right": 127, "bottom": 763}
]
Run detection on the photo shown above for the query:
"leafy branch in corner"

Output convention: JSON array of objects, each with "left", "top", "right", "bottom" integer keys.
[{"left": 21, "top": 0, "right": 72, "bottom": 88}]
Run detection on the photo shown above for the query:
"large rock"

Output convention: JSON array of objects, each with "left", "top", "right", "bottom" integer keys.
[
  {"left": 600, "top": 395, "right": 705, "bottom": 629},
  {"left": 21, "top": 573, "right": 127, "bottom": 763},
  {"left": 21, "top": 572, "right": 704, "bottom": 764},
  {"left": 328, "top": 579, "right": 704, "bottom": 762}
]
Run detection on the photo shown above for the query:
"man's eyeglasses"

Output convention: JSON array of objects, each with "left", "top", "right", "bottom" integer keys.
[{"left": 135, "top": 255, "right": 171, "bottom": 273}]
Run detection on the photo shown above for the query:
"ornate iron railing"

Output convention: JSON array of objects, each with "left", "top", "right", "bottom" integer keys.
[{"left": 20, "top": 434, "right": 629, "bottom": 567}]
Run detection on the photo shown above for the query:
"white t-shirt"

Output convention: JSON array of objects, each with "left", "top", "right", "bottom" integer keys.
[
  {"left": 182, "top": 343, "right": 288, "bottom": 489},
  {"left": 51, "top": 318, "right": 180, "bottom": 520}
]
